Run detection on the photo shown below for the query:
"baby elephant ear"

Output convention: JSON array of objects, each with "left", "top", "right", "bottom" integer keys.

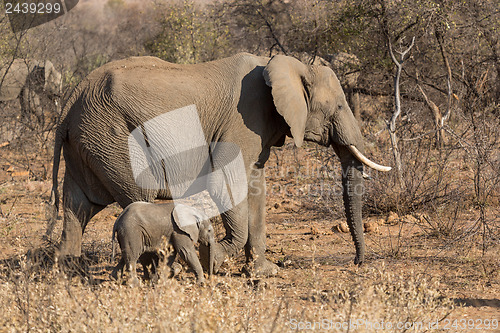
[{"left": 172, "top": 204, "right": 199, "bottom": 243}]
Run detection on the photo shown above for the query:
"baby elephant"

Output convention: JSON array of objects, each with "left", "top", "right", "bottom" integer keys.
[{"left": 111, "top": 202, "right": 215, "bottom": 285}]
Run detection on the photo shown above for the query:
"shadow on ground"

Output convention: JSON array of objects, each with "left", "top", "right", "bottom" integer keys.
[{"left": 0, "top": 244, "right": 114, "bottom": 284}]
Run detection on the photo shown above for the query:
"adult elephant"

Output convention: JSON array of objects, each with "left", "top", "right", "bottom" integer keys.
[
  {"left": 0, "top": 59, "right": 62, "bottom": 124},
  {"left": 48, "top": 53, "right": 390, "bottom": 275}
]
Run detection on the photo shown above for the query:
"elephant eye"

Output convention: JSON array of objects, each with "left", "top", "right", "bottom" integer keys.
[{"left": 338, "top": 104, "right": 343, "bottom": 110}]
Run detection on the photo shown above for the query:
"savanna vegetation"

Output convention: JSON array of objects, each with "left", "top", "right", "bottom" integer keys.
[{"left": 0, "top": 0, "right": 498, "bottom": 331}]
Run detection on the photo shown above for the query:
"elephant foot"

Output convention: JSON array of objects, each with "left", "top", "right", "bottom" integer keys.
[
  {"left": 149, "top": 272, "right": 161, "bottom": 285},
  {"left": 354, "top": 253, "right": 365, "bottom": 266},
  {"left": 56, "top": 240, "right": 82, "bottom": 258},
  {"left": 242, "top": 258, "right": 279, "bottom": 277},
  {"left": 169, "top": 262, "right": 183, "bottom": 277},
  {"left": 55, "top": 255, "right": 90, "bottom": 278},
  {"left": 127, "top": 277, "right": 141, "bottom": 287}
]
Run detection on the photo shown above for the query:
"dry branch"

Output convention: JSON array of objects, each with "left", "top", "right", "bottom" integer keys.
[
  {"left": 435, "top": 30, "right": 453, "bottom": 125},
  {"left": 416, "top": 83, "right": 446, "bottom": 147},
  {"left": 387, "top": 36, "right": 415, "bottom": 190}
]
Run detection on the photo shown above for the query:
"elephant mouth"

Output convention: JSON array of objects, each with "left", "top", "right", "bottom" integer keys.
[{"left": 347, "top": 145, "right": 392, "bottom": 172}]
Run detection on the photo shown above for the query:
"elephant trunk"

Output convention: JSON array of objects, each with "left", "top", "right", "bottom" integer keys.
[
  {"left": 208, "top": 239, "right": 215, "bottom": 276},
  {"left": 332, "top": 139, "right": 366, "bottom": 265},
  {"left": 327, "top": 106, "right": 390, "bottom": 264},
  {"left": 341, "top": 156, "right": 365, "bottom": 265}
]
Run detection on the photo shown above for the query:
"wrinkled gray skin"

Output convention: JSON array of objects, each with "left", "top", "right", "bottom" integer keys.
[
  {"left": 111, "top": 202, "right": 215, "bottom": 285},
  {"left": 0, "top": 59, "right": 62, "bottom": 123},
  {"left": 49, "top": 53, "right": 391, "bottom": 276},
  {"left": 298, "top": 52, "right": 361, "bottom": 120},
  {"left": 327, "top": 53, "right": 361, "bottom": 120}
]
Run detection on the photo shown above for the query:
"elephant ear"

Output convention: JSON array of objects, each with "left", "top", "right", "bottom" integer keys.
[
  {"left": 172, "top": 204, "right": 199, "bottom": 243},
  {"left": 263, "top": 55, "right": 310, "bottom": 147}
]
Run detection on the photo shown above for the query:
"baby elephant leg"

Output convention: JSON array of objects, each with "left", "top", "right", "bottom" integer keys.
[
  {"left": 174, "top": 235, "right": 205, "bottom": 283},
  {"left": 179, "top": 247, "right": 205, "bottom": 283},
  {"left": 140, "top": 252, "right": 162, "bottom": 284},
  {"left": 139, "top": 252, "right": 156, "bottom": 282},
  {"left": 125, "top": 260, "right": 140, "bottom": 287},
  {"left": 165, "top": 250, "right": 182, "bottom": 278},
  {"left": 111, "top": 258, "right": 125, "bottom": 281},
  {"left": 148, "top": 253, "right": 161, "bottom": 284}
]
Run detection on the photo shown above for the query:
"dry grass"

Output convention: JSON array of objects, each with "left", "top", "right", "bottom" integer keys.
[
  {"left": 0, "top": 254, "right": 456, "bottom": 332},
  {"left": 1, "top": 165, "right": 498, "bottom": 332}
]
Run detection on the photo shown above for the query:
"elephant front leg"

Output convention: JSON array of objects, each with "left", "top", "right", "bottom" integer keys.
[
  {"left": 176, "top": 242, "right": 206, "bottom": 284},
  {"left": 205, "top": 155, "right": 249, "bottom": 273},
  {"left": 244, "top": 166, "right": 278, "bottom": 277},
  {"left": 210, "top": 199, "right": 249, "bottom": 273}
]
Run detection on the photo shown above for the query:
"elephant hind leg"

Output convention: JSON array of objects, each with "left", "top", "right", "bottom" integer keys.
[
  {"left": 139, "top": 252, "right": 160, "bottom": 281},
  {"left": 125, "top": 261, "right": 140, "bottom": 287},
  {"left": 57, "top": 172, "right": 107, "bottom": 257}
]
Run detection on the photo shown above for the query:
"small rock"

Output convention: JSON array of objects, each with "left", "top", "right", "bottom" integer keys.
[
  {"left": 333, "top": 222, "right": 349, "bottom": 233},
  {"left": 386, "top": 211, "right": 399, "bottom": 225},
  {"left": 364, "top": 221, "right": 380, "bottom": 233}
]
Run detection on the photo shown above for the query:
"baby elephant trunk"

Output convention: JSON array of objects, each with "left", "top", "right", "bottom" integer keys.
[{"left": 208, "top": 239, "right": 215, "bottom": 276}]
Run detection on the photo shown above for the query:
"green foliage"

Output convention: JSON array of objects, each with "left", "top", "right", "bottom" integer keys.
[{"left": 146, "top": 0, "right": 231, "bottom": 64}]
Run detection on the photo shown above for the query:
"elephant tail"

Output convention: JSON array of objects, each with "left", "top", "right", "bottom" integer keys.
[
  {"left": 44, "top": 120, "right": 66, "bottom": 241},
  {"left": 44, "top": 83, "right": 82, "bottom": 242}
]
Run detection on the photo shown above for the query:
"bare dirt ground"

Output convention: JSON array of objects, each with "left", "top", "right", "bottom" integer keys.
[{"left": 0, "top": 140, "right": 499, "bottom": 332}]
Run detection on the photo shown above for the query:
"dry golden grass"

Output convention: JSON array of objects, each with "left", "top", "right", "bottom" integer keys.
[{"left": 0, "top": 255, "right": 456, "bottom": 332}]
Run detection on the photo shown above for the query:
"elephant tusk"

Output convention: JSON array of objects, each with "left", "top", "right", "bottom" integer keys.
[{"left": 348, "top": 145, "right": 392, "bottom": 172}]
